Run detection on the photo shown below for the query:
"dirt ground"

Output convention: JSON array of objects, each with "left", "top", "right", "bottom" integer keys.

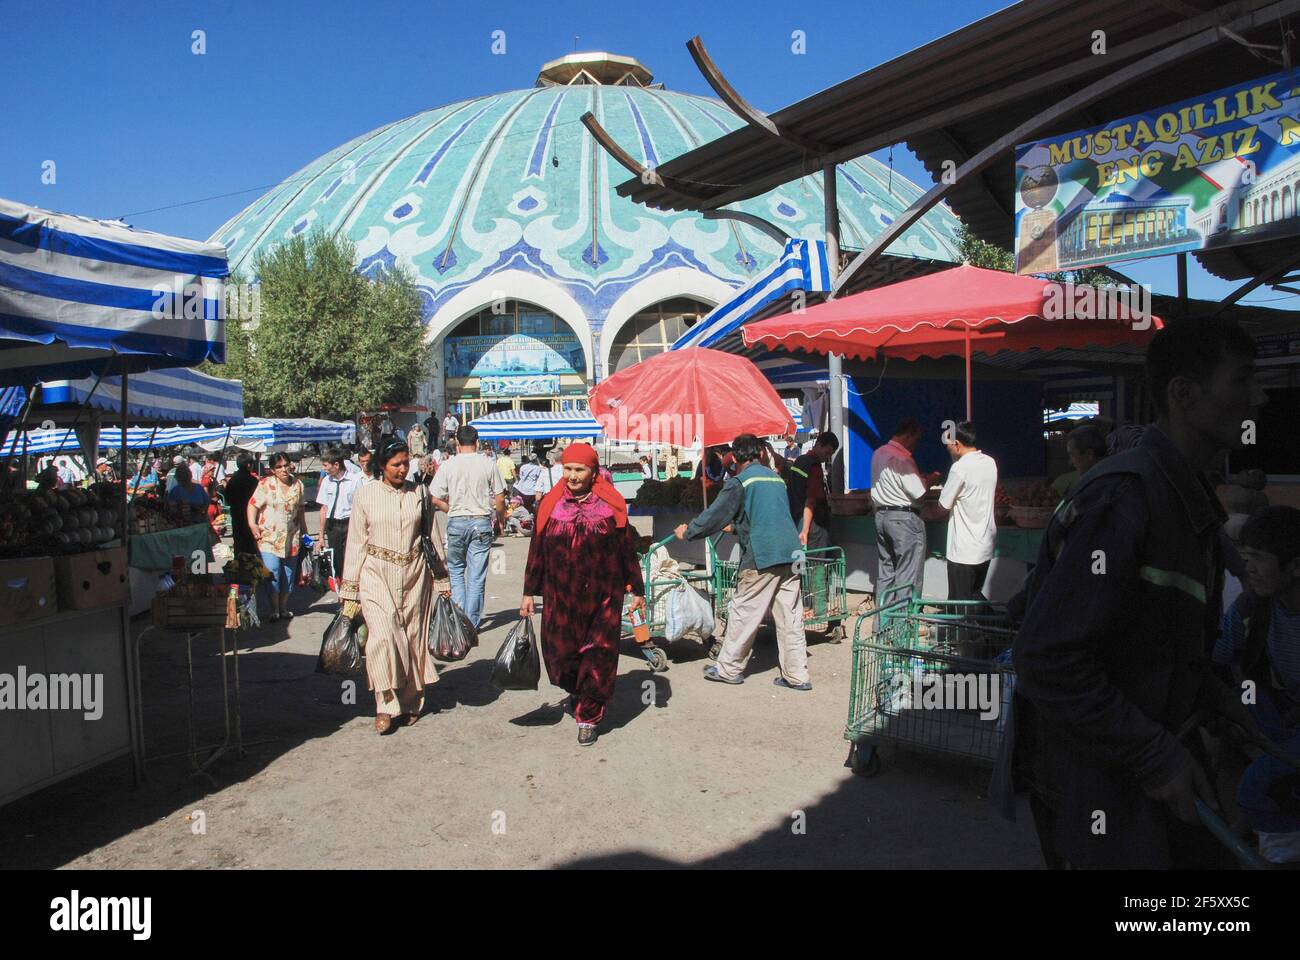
[{"left": 1, "top": 517, "right": 1043, "bottom": 869}]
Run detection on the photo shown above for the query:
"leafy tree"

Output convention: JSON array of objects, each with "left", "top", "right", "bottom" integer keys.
[
  {"left": 956, "top": 225, "right": 1114, "bottom": 285},
  {"left": 204, "top": 232, "right": 431, "bottom": 419}
]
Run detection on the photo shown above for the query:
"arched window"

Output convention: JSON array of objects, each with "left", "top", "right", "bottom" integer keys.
[
  {"left": 608, "top": 297, "right": 711, "bottom": 373},
  {"left": 1285, "top": 187, "right": 1294, "bottom": 219}
]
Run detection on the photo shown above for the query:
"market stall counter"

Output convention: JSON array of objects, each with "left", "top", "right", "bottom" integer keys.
[
  {"left": 0, "top": 599, "right": 139, "bottom": 806},
  {"left": 830, "top": 514, "right": 1043, "bottom": 603}
]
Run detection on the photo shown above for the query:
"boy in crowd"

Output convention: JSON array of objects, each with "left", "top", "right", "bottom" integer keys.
[{"left": 1212, "top": 505, "right": 1300, "bottom": 863}]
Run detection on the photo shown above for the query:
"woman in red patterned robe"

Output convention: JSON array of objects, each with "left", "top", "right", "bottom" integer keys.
[{"left": 520, "top": 444, "right": 645, "bottom": 746}]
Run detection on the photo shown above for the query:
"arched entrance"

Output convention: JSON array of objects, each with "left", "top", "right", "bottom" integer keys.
[{"left": 443, "top": 299, "right": 589, "bottom": 422}]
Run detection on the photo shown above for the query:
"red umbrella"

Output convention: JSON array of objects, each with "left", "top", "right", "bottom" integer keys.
[
  {"left": 589, "top": 347, "right": 795, "bottom": 449},
  {"left": 742, "top": 264, "right": 1162, "bottom": 418}
]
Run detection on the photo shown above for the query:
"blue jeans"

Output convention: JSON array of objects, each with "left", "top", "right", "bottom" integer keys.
[
  {"left": 1238, "top": 697, "right": 1300, "bottom": 833},
  {"left": 446, "top": 516, "right": 493, "bottom": 627},
  {"left": 260, "top": 551, "right": 294, "bottom": 609}
]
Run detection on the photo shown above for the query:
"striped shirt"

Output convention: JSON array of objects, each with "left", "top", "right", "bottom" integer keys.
[{"left": 1214, "top": 597, "right": 1300, "bottom": 700}]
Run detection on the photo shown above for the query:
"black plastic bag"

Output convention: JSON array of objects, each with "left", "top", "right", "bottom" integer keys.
[
  {"left": 428, "top": 594, "right": 475, "bottom": 662},
  {"left": 490, "top": 617, "right": 540, "bottom": 691},
  {"left": 316, "top": 612, "right": 364, "bottom": 675}
]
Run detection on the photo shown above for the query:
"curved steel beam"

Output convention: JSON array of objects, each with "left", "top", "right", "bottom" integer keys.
[
  {"left": 831, "top": 10, "right": 1268, "bottom": 299},
  {"left": 579, "top": 112, "right": 713, "bottom": 206},
  {"left": 702, "top": 209, "right": 790, "bottom": 245},
  {"left": 1210, "top": 247, "right": 1300, "bottom": 316},
  {"left": 686, "top": 36, "right": 827, "bottom": 155}
]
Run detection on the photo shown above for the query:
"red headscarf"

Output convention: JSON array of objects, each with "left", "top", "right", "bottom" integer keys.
[{"left": 533, "top": 443, "right": 628, "bottom": 534}]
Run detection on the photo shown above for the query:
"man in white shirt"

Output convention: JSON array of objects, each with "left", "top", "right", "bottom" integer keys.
[
  {"left": 870, "top": 418, "right": 940, "bottom": 611},
  {"left": 514, "top": 453, "right": 541, "bottom": 508},
  {"left": 933, "top": 420, "right": 998, "bottom": 604},
  {"left": 442, "top": 411, "right": 460, "bottom": 443},
  {"left": 429, "top": 424, "right": 506, "bottom": 628},
  {"left": 532, "top": 449, "right": 563, "bottom": 498},
  {"left": 317, "top": 446, "right": 366, "bottom": 582}
]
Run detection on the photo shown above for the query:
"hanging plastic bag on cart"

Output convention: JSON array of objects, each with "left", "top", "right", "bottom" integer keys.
[
  {"left": 490, "top": 617, "right": 540, "bottom": 690},
  {"left": 316, "top": 612, "right": 364, "bottom": 675},
  {"left": 428, "top": 594, "right": 476, "bottom": 662},
  {"left": 664, "top": 580, "right": 714, "bottom": 643},
  {"left": 313, "top": 549, "right": 334, "bottom": 593}
]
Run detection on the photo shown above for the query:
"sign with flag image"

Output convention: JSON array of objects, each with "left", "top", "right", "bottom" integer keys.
[{"left": 1014, "top": 70, "right": 1300, "bottom": 274}]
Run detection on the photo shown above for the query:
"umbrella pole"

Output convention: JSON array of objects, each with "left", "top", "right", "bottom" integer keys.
[
  {"left": 965, "top": 326, "right": 972, "bottom": 421},
  {"left": 119, "top": 370, "right": 128, "bottom": 546}
]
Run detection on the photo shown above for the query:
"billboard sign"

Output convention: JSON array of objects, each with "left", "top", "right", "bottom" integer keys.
[{"left": 1014, "top": 71, "right": 1300, "bottom": 273}]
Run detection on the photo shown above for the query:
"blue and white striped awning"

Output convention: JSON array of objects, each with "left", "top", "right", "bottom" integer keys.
[
  {"left": 0, "top": 425, "right": 232, "bottom": 457},
  {"left": 40, "top": 367, "right": 243, "bottom": 425},
  {"left": 470, "top": 410, "right": 602, "bottom": 439},
  {"left": 220, "top": 418, "right": 355, "bottom": 449},
  {"left": 0, "top": 196, "right": 229, "bottom": 386},
  {"left": 1044, "top": 401, "right": 1101, "bottom": 424},
  {"left": 670, "top": 239, "right": 831, "bottom": 352},
  {"left": 754, "top": 354, "right": 829, "bottom": 388}
]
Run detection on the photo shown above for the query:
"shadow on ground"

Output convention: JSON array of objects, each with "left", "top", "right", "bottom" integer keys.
[
  {"left": 559, "top": 747, "right": 1038, "bottom": 869},
  {"left": 0, "top": 590, "right": 363, "bottom": 869}
]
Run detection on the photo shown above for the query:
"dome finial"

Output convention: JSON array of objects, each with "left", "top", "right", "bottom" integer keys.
[{"left": 536, "top": 52, "right": 654, "bottom": 87}]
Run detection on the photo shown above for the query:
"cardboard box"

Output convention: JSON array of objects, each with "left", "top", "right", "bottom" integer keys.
[
  {"left": 0, "top": 556, "right": 58, "bottom": 627},
  {"left": 53, "top": 547, "right": 129, "bottom": 611}
]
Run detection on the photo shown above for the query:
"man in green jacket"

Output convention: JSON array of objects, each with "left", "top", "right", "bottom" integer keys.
[{"left": 676, "top": 433, "right": 811, "bottom": 690}]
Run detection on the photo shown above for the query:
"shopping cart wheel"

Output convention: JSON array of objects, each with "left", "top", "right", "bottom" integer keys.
[
  {"left": 848, "top": 741, "right": 881, "bottom": 778},
  {"left": 642, "top": 646, "right": 669, "bottom": 673},
  {"left": 708, "top": 639, "right": 722, "bottom": 660}
]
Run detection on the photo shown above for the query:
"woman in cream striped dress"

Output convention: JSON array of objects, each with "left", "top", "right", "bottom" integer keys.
[{"left": 340, "top": 438, "right": 450, "bottom": 734}]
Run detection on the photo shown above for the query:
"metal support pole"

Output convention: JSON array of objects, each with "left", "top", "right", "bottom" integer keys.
[
  {"left": 965, "top": 328, "right": 973, "bottom": 421},
  {"left": 1177, "top": 253, "right": 1189, "bottom": 318},
  {"left": 823, "top": 162, "right": 844, "bottom": 492}
]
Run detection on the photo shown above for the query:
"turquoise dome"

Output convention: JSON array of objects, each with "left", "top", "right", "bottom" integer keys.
[{"left": 211, "top": 54, "right": 962, "bottom": 399}]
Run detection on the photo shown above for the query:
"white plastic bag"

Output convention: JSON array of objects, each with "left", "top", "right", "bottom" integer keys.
[{"left": 664, "top": 580, "right": 714, "bottom": 643}]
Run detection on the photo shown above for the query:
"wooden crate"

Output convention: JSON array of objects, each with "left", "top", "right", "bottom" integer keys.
[{"left": 151, "top": 592, "right": 227, "bottom": 629}]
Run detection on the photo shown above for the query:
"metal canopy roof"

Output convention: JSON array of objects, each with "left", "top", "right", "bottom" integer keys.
[{"left": 616, "top": 0, "right": 1300, "bottom": 284}]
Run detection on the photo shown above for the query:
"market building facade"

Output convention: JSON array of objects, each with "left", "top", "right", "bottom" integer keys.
[{"left": 210, "top": 53, "right": 962, "bottom": 422}]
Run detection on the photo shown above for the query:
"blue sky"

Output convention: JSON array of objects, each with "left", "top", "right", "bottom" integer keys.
[{"left": 2, "top": 0, "right": 1291, "bottom": 309}]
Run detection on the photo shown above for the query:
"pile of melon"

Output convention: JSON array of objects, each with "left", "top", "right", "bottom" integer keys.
[{"left": 0, "top": 483, "right": 121, "bottom": 555}]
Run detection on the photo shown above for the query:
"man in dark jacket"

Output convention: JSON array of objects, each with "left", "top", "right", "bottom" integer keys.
[
  {"left": 676, "top": 434, "right": 810, "bottom": 690},
  {"left": 1012, "top": 315, "right": 1266, "bottom": 868}
]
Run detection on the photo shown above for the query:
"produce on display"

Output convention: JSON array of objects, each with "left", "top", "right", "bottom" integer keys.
[
  {"left": 128, "top": 491, "right": 208, "bottom": 535},
  {"left": 633, "top": 477, "right": 704, "bottom": 511},
  {"left": 0, "top": 483, "right": 123, "bottom": 557},
  {"left": 1006, "top": 479, "right": 1057, "bottom": 528}
]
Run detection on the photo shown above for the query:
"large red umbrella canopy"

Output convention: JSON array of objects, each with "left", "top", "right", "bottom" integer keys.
[
  {"left": 589, "top": 347, "right": 796, "bottom": 449},
  {"left": 741, "top": 264, "right": 1162, "bottom": 361}
]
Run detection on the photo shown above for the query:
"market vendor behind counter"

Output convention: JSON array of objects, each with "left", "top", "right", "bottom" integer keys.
[{"left": 830, "top": 511, "right": 1043, "bottom": 601}]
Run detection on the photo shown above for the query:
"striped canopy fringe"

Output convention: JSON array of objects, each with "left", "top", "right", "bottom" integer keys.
[
  {"left": 470, "top": 409, "right": 602, "bottom": 439},
  {"left": 0, "top": 196, "right": 229, "bottom": 386}
]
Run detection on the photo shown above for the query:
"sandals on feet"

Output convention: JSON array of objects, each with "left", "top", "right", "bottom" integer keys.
[
  {"left": 773, "top": 675, "right": 813, "bottom": 692},
  {"left": 374, "top": 714, "right": 395, "bottom": 734}
]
